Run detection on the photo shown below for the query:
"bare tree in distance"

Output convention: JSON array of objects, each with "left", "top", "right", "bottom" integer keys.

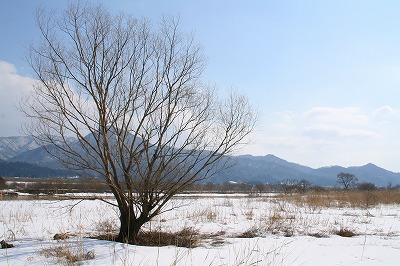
[
  {"left": 297, "top": 179, "right": 312, "bottom": 193},
  {"left": 21, "top": 3, "right": 256, "bottom": 242},
  {"left": 280, "top": 179, "right": 298, "bottom": 194},
  {"left": 337, "top": 172, "right": 358, "bottom": 190}
]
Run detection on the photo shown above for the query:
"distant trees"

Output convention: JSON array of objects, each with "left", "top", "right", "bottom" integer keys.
[
  {"left": 0, "top": 177, "right": 6, "bottom": 189},
  {"left": 297, "top": 179, "right": 312, "bottom": 192},
  {"left": 280, "top": 179, "right": 298, "bottom": 194},
  {"left": 7, "top": 178, "right": 109, "bottom": 194},
  {"left": 280, "top": 179, "right": 313, "bottom": 193},
  {"left": 253, "top": 183, "right": 267, "bottom": 194},
  {"left": 357, "top": 182, "right": 376, "bottom": 191},
  {"left": 337, "top": 172, "right": 358, "bottom": 189},
  {"left": 23, "top": 3, "right": 256, "bottom": 243},
  {"left": 387, "top": 182, "right": 400, "bottom": 190}
]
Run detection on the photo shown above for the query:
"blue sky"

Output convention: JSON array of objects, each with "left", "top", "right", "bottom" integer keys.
[{"left": 1, "top": 0, "right": 400, "bottom": 171}]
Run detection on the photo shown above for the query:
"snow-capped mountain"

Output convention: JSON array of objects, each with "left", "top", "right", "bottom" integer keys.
[{"left": 0, "top": 136, "right": 39, "bottom": 160}]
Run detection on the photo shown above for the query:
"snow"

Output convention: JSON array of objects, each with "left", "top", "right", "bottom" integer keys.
[
  {"left": 1, "top": 194, "right": 399, "bottom": 265},
  {"left": 0, "top": 136, "right": 38, "bottom": 160}
]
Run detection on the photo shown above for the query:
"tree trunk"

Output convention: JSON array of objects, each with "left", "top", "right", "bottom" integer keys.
[{"left": 116, "top": 209, "right": 147, "bottom": 243}]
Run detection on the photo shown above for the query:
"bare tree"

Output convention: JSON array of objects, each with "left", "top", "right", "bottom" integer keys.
[
  {"left": 337, "top": 172, "right": 358, "bottom": 190},
  {"left": 22, "top": 3, "right": 256, "bottom": 242},
  {"left": 253, "top": 183, "right": 266, "bottom": 194},
  {"left": 297, "top": 179, "right": 312, "bottom": 193},
  {"left": 280, "top": 179, "right": 298, "bottom": 194}
]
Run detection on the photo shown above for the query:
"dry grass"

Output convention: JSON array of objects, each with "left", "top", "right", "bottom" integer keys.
[
  {"left": 95, "top": 219, "right": 118, "bottom": 235},
  {"left": 335, "top": 228, "right": 356, "bottom": 237},
  {"left": 188, "top": 207, "right": 218, "bottom": 222},
  {"left": 263, "top": 202, "right": 297, "bottom": 237},
  {"left": 258, "top": 190, "right": 399, "bottom": 237},
  {"left": 236, "top": 227, "right": 260, "bottom": 238},
  {"left": 308, "top": 232, "right": 329, "bottom": 238},
  {"left": 41, "top": 242, "right": 95, "bottom": 266},
  {"left": 245, "top": 209, "right": 254, "bottom": 220},
  {"left": 95, "top": 227, "right": 200, "bottom": 248},
  {"left": 276, "top": 190, "right": 400, "bottom": 209},
  {"left": 134, "top": 227, "right": 200, "bottom": 248}
]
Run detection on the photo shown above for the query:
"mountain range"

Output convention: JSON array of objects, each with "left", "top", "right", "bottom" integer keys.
[
  {"left": 0, "top": 136, "right": 38, "bottom": 160},
  {"left": 209, "top": 154, "right": 399, "bottom": 186},
  {"left": 0, "top": 136, "right": 399, "bottom": 186}
]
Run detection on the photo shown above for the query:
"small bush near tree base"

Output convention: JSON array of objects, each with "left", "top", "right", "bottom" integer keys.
[
  {"left": 95, "top": 227, "right": 200, "bottom": 248},
  {"left": 335, "top": 228, "right": 355, "bottom": 237}
]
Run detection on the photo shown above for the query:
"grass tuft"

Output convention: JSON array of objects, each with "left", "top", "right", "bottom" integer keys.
[
  {"left": 276, "top": 190, "right": 400, "bottom": 209},
  {"left": 308, "top": 232, "right": 329, "bottom": 238},
  {"left": 41, "top": 243, "right": 95, "bottom": 265},
  {"left": 134, "top": 227, "right": 200, "bottom": 248},
  {"left": 94, "top": 227, "right": 200, "bottom": 248},
  {"left": 236, "top": 227, "right": 260, "bottom": 238},
  {"left": 335, "top": 228, "right": 355, "bottom": 237}
]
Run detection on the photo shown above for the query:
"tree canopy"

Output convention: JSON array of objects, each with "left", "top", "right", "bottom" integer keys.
[
  {"left": 23, "top": 2, "right": 256, "bottom": 242},
  {"left": 337, "top": 172, "right": 358, "bottom": 189}
]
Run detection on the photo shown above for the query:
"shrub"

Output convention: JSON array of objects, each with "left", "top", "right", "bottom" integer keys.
[
  {"left": 357, "top": 182, "right": 377, "bottom": 191},
  {"left": 335, "top": 228, "right": 355, "bottom": 237},
  {"left": 133, "top": 228, "right": 200, "bottom": 248},
  {"left": 41, "top": 243, "right": 95, "bottom": 265},
  {"left": 94, "top": 227, "right": 200, "bottom": 248},
  {"left": 237, "top": 227, "right": 260, "bottom": 238}
]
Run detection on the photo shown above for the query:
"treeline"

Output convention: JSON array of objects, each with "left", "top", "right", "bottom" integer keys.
[
  {"left": 1, "top": 177, "right": 109, "bottom": 194},
  {"left": 1, "top": 177, "right": 398, "bottom": 195},
  {"left": 186, "top": 180, "right": 399, "bottom": 193},
  {"left": 186, "top": 181, "right": 321, "bottom": 193}
]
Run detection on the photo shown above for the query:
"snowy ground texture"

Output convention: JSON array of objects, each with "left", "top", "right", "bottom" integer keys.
[{"left": 1, "top": 193, "right": 399, "bottom": 265}]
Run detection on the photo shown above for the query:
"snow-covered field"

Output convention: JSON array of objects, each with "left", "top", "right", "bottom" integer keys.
[{"left": 1, "top": 193, "right": 399, "bottom": 265}]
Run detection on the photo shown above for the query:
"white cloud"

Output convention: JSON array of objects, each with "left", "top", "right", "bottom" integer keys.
[
  {"left": 373, "top": 105, "right": 395, "bottom": 117},
  {"left": 372, "top": 106, "right": 399, "bottom": 125},
  {"left": 0, "top": 61, "right": 16, "bottom": 74},
  {"left": 0, "top": 61, "right": 34, "bottom": 136},
  {"left": 302, "top": 106, "right": 376, "bottom": 139},
  {"left": 238, "top": 105, "right": 400, "bottom": 171},
  {"left": 304, "top": 107, "right": 370, "bottom": 126},
  {"left": 303, "top": 124, "right": 377, "bottom": 139}
]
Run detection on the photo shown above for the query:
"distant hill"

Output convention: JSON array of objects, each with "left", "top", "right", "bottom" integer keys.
[
  {"left": 1, "top": 136, "right": 399, "bottom": 186},
  {"left": 10, "top": 145, "right": 64, "bottom": 169},
  {"left": 207, "top": 155, "right": 400, "bottom": 186},
  {"left": 0, "top": 159, "right": 75, "bottom": 178},
  {"left": 207, "top": 154, "right": 331, "bottom": 185}
]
